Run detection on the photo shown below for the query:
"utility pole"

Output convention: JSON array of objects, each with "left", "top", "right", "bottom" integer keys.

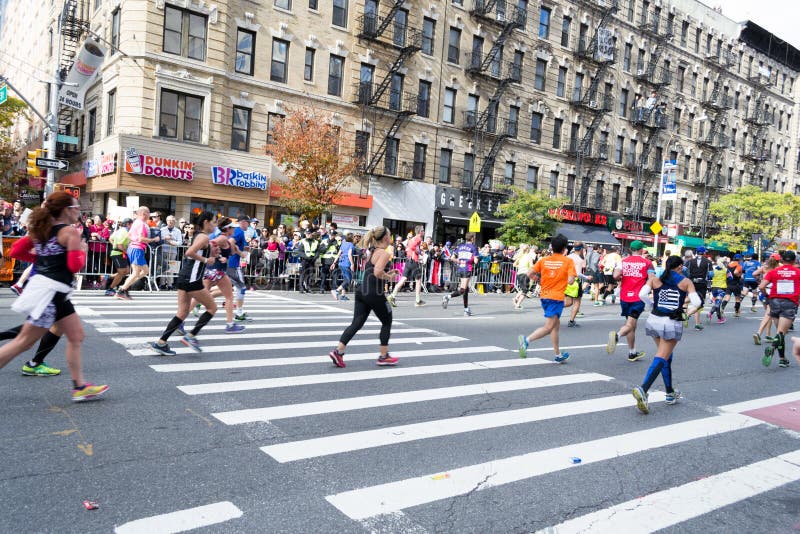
[{"left": 45, "top": 12, "right": 64, "bottom": 197}]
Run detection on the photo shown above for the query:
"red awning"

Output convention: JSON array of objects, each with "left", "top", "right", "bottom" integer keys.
[
  {"left": 269, "top": 184, "right": 373, "bottom": 209},
  {"left": 60, "top": 170, "right": 86, "bottom": 186},
  {"left": 613, "top": 231, "right": 656, "bottom": 243}
]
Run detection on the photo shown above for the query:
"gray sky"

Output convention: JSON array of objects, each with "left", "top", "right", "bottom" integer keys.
[{"left": 715, "top": 0, "right": 800, "bottom": 50}]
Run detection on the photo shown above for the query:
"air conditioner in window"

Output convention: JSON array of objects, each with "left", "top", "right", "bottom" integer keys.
[
  {"left": 636, "top": 69, "right": 645, "bottom": 76},
  {"left": 590, "top": 100, "right": 598, "bottom": 108},
  {"left": 624, "top": 207, "right": 631, "bottom": 213}
]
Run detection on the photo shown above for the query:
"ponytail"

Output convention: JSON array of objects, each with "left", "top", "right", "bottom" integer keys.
[
  {"left": 660, "top": 255, "right": 683, "bottom": 284},
  {"left": 28, "top": 192, "right": 75, "bottom": 243},
  {"left": 358, "top": 226, "right": 388, "bottom": 250}
]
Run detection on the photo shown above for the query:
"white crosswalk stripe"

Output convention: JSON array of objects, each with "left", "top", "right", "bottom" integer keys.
[{"left": 71, "top": 289, "right": 800, "bottom": 531}]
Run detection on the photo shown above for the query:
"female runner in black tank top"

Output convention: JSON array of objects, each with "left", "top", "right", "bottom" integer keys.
[
  {"left": 151, "top": 211, "right": 219, "bottom": 355},
  {"left": 0, "top": 192, "right": 108, "bottom": 401},
  {"left": 329, "top": 226, "right": 401, "bottom": 368}
]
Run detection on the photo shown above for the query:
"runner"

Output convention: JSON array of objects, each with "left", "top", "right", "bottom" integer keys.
[
  {"left": 708, "top": 257, "right": 729, "bottom": 324},
  {"left": 0, "top": 192, "right": 108, "bottom": 401},
  {"left": 517, "top": 234, "right": 577, "bottom": 363},
  {"left": 332, "top": 233, "right": 355, "bottom": 301},
  {"left": 723, "top": 253, "right": 744, "bottom": 318},
  {"left": 226, "top": 217, "right": 250, "bottom": 321},
  {"left": 116, "top": 206, "right": 159, "bottom": 300},
  {"left": 741, "top": 253, "right": 762, "bottom": 312},
  {"left": 607, "top": 240, "right": 652, "bottom": 362},
  {"left": 584, "top": 245, "right": 601, "bottom": 305},
  {"left": 752, "top": 256, "right": 779, "bottom": 345},
  {"left": 328, "top": 226, "right": 400, "bottom": 368},
  {"left": 758, "top": 250, "right": 800, "bottom": 368},
  {"left": 442, "top": 232, "right": 479, "bottom": 316},
  {"left": 565, "top": 242, "right": 586, "bottom": 327},
  {"left": 632, "top": 255, "right": 702, "bottom": 414},
  {"left": 512, "top": 244, "right": 534, "bottom": 310},
  {"left": 684, "top": 246, "right": 712, "bottom": 330},
  {"left": 600, "top": 246, "right": 621, "bottom": 305},
  {"left": 388, "top": 225, "right": 425, "bottom": 307},
  {"left": 150, "top": 211, "right": 219, "bottom": 355},
  {"left": 0, "top": 324, "right": 61, "bottom": 376},
  {"left": 104, "top": 218, "right": 132, "bottom": 296}
]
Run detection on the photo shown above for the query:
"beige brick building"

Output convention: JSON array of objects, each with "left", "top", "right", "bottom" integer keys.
[{"left": 2, "top": 0, "right": 799, "bottom": 246}]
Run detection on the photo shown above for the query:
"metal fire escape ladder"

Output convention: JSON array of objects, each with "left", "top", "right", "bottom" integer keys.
[
  {"left": 56, "top": 0, "right": 90, "bottom": 158},
  {"left": 360, "top": 0, "right": 407, "bottom": 40},
  {"left": 362, "top": 112, "right": 413, "bottom": 176},
  {"left": 368, "top": 43, "right": 420, "bottom": 106}
]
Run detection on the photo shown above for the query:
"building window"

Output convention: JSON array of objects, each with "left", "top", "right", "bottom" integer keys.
[
  {"left": 439, "top": 148, "right": 452, "bottom": 183},
  {"left": 526, "top": 165, "right": 538, "bottom": 191},
  {"left": 672, "top": 108, "right": 681, "bottom": 131},
  {"left": 614, "top": 135, "right": 623, "bottom": 163},
  {"left": 111, "top": 8, "right": 121, "bottom": 52},
  {"left": 235, "top": 29, "right": 256, "bottom": 75},
  {"left": 595, "top": 180, "right": 604, "bottom": 207},
  {"left": 556, "top": 67, "right": 567, "bottom": 97},
  {"left": 534, "top": 59, "right": 547, "bottom": 91},
  {"left": 328, "top": 54, "right": 344, "bottom": 96},
  {"left": 676, "top": 66, "right": 685, "bottom": 92},
  {"left": 694, "top": 28, "right": 701, "bottom": 54},
  {"left": 230, "top": 106, "right": 251, "bottom": 151},
  {"left": 163, "top": 6, "right": 207, "bottom": 61},
  {"left": 538, "top": 6, "right": 551, "bottom": 39},
  {"left": 159, "top": 89, "right": 203, "bottom": 142},
  {"left": 611, "top": 183, "right": 620, "bottom": 211},
  {"left": 690, "top": 72, "right": 697, "bottom": 97},
  {"left": 462, "top": 153, "right": 474, "bottom": 187},
  {"left": 448, "top": 27, "right": 461, "bottom": 64},
  {"left": 417, "top": 80, "right": 431, "bottom": 118},
  {"left": 680, "top": 21, "right": 688, "bottom": 47},
  {"left": 530, "top": 112, "right": 543, "bottom": 144},
  {"left": 389, "top": 73, "right": 403, "bottom": 111},
  {"left": 106, "top": 89, "right": 116, "bottom": 136},
  {"left": 354, "top": 130, "right": 369, "bottom": 160},
  {"left": 309, "top": 0, "right": 318, "bottom": 8},
  {"left": 88, "top": 108, "right": 97, "bottom": 145},
  {"left": 275, "top": 0, "right": 291, "bottom": 9},
  {"left": 271, "top": 38, "right": 289, "bottom": 83},
  {"left": 332, "top": 0, "right": 348, "bottom": 27},
  {"left": 549, "top": 171, "right": 558, "bottom": 197},
  {"left": 512, "top": 50, "right": 524, "bottom": 82},
  {"left": 385, "top": 138, "right": 399, "bottom": 175},
  {"left": 628, "top": 139, "right": 637, "bottom": 167},
  {"left": 625, "top": 186, "right": 633, "bottom": 210},
  {"left": 627, "top": 0, "right": 634, "bottom": 21},
  {"left": 303, "top": 47, "right": 315, "bottom": 81},
  {"left": 508, "top": 105, "right": 519, "bottom": 138},
  {"left": 560, "top": 16, "right": 571, "bottom": 47},
  {"left": 421, "top": 17, "right": 435, "bottom": 55},
  {"left": 623, "top": 43, "right": 632, "bottom": 71},
  {"left": 686, "top": 113, "right": 694, "bottom": 137},
  {"left": 504, "top": 161, "right": 515, "bottom": 186},
  {"left": 412, "top": 143, "right": 426, "bottom": 180},
  {"left": 443, "top": 88, "right": 456, "bottom": 124},
  {"left": 266, "top": 112, "right": 285, "bottom": 144},
  {"left": 619, "top": 88, "right": 628, "bottom": 118},
  {"left": 552, "top": 118, "right": 562, "bottom": 149}
]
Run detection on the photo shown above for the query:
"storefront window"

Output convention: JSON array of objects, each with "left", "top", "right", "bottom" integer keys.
[
  {"left": 116, "top": 193, "right": 176, "bottom": 217},
  {"left": 190, "top": 199, "right": 254, "bottom": 220}
]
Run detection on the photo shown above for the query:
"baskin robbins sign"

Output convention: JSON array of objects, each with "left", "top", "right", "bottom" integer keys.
[
  {"left": 124, "top": 148, "right": 194, "bottom": 181},
  {"left": 211, "top": 166, "right": 268, "bottom": 191}
]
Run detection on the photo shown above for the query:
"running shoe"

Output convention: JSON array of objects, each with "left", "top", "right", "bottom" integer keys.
[
  {"left": 751, "top": 306, "right": 757, "bottom": 313},
  {"left": 518, "top": 335, "right": 528, "bottom": 358},
  {"left": 331, "top": 289, "right": 339, "bottom": 301},
  {"left": 376, "top": 354, "right": 399, "bottom": 366},
  {"left": 387, "top": 294, "right": 397, "bottom": 307},
  {"left": 177, "top": 322, "right": 186, "bottom": 336},
  {"left": 234, "top": 312, "right": 249, "bottom": 322},
  {"left": 735, "top": 312, "right": 741, "bottom": 318},
  {"left": 778, "top": 359, "right": 790, "bottom": 368},
  {"left": 442, "top": 294, "right": 450, "bottom": 309},
  {"left": 181, "top": 334, "right": 202, "bottom": 352},
  {"left": 593, "top": 301, "right": 602, "bottom": 307},
  {"left": 513, "top": 304, "right": 523, "bottom": 310},
  {"left": 554, "top": 352, "right": 570, "bottom": 363},
  {"left": 329, "top": 349, "right": 346, "bottom": 368},
  {"left": 225, "top": 324, "right": 245, "bottom": 334},
  {"left": 191, "top": 304, "right": 202, "bottom": 317},
  {"left": 414, "top": 300, "right": 426, "bottom": 307},
  {"left": 21, "top": 362, "right": 61, "bottom": 376},
  {"left": 576, "top": 312, "right": 585, "bottom": 317},
  {"left": 753, "top": 333, "right": 761, "bottom": 345},
  {"left": 339, "top": 295, "right": 350, "bottom": 301},
  {"left": 762, "top": 344, "right": 775, "bottom": 367},
  {"left": 72, "top": 383, "right": 109, "bottom": 402},
  {"left": 104, "top": 289, "right": 116, "bottom": 296},
  {"left": 632, "top": 386, "right": 649, "bottom": 414},
  {"left": 151, "top": 341, "right": 176, "bottom": 356},
  {"left": 10, "top": 284, "right": 23, "bottom": 296},
  {"left": 567, "top": 320, "right": 578, "bottom": 327},
  {"left": 694, "top": 324, "right": 704, "bottom": 331},
  {"left": 611, "top": 293, "right": 617, "bottom": 304},
  {"left": 606, "top": 331, "right": 618, "bottom": 354},
  {"left": 627, "top": 351, "right": 645, "bottom": 362},
  {"left": 464, "top": 307, "right": 472, "bottom": 316},
  {"left": 665, "top": 390, "right": 683, "bottom": 405},
  {"left": 115, "top": 290, "right": 131, "bottom": 300},
  {"left": 716, "top": 317, "right": 727, "bottom": 324},
  {"left": 764, "top": 335, "right": 776, "bottom": 343}
]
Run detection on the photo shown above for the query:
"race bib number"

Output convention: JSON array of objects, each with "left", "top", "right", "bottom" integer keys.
[{"left": 776, "top": 280, "right": 795, "bottom": 295}]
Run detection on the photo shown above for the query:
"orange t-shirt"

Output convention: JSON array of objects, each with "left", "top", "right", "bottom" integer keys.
[{"left": 532, "top": 253, "right": 576, "bottom": 301}]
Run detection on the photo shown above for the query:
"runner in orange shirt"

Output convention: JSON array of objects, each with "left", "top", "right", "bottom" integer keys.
[{"left": 518, "top": 234, "right": 577, "bottom": 363}]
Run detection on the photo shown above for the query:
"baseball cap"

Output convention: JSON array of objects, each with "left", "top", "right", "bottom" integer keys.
[
  {"left": 770, "top": 252, "right": 781, "bottom": 260},
  {"left": 121, "top": 218, "right": 134, "bottom": 225},
  {"left": 696, "top": 246, "right": 707, "bottom": 254},
  {"left": 237, "top": 216, "right": 251, "bottom": 223},
  {"left": 733, "top": 253, "right": 743, "bottom": 260},
  {"left": 630, "top": 240, "right": 645, "bottom": 251}
]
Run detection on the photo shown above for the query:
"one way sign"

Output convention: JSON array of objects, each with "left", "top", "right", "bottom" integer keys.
[{"left": 36, "top": 158, "right": 70, "bottom": 171}]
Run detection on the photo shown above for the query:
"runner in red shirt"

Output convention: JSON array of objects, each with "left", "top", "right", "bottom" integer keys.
[
  {"left": 758, "top": 250, "right": 800, "bottom": 368},
  {"left": 607, "top": 240, "right": 654, "bottom": 361},
  {"left": 387, "top": 226, "right": 426, "bottom": 307}
]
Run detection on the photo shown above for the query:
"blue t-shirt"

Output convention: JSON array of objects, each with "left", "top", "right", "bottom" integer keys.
[
  {"left": 742, "top": 259, "right": 761, "bottom": 282},
  {"left": 454, "top": 243, "right": 479, "bottom": 273},
  {"left": 339, "top": 241, "right": 355, "bottom": 268},
  {"left": 227, "top": 227, "right": 247, "bottom": 268}
]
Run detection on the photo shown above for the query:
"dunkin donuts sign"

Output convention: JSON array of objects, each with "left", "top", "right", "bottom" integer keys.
[{"left": 124, "top": 148, "right": 194, "bottom": 181}]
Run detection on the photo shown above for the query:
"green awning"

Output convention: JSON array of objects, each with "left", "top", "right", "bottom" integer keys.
[
  {"left": 706, "top": 240, "right": 729, "bottom": 252},
  {"left": 672, "top": 235, "right": 729, "bottom": 252}
]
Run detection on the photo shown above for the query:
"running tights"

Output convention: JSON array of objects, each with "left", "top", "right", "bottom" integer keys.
[
  {"left": 642, "top": 354, "right": 674, "bottom": 394},
  {"left": 451, "top": 287, "right": 468, "bottom": 308},
  {"left": 0, "top": 325, "right": 60, "bottom": 366},
  {"left": 340, "top": 291, "right": 392, "bottom": 347}
]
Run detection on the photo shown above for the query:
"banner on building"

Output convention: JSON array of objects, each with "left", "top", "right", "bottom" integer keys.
[
  {"left": 596, "top": 28, "right": 615, "bottom": 62},
  {"left": 58, "top": 40, "right": 107, "bottom": 111},
  {"left": 660, "top": 160, "right": 678, "bottom": 201}
]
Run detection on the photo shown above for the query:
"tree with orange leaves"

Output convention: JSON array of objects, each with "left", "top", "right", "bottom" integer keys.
[{"left": 266, "top": 107, "right": 360, "bottom": 219}]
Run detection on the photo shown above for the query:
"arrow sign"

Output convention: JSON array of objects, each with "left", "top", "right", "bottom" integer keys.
[{"left": 36, "top": 158, "right": 69, "bottom": 171}]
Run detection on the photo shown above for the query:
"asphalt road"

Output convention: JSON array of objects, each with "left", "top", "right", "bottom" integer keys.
[{"left": 0, "top": 287, "right": 798, "bottom": 533}]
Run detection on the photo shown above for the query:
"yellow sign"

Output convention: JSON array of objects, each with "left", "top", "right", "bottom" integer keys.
[
  {"left": 650, "top": 221, "right": 663, "bottom": 235},
  {"left": 468, "top": 211, "right": 482, "bottom": 232}
]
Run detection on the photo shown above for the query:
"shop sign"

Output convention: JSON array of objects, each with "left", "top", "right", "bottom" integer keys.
[
  {"left": 548, "top": 207, "right": 608, "bottom": 226},
  {"left": 332, "top": 214, "right": 360, "bottom": 226},
  {"left": 609, "top": 217, "right": 644, "bottom": 233},
  {"left": 435, "top": 185, "right": 504, "bottom": 218},
  {"left": 211, "top": 166, "right": 268, "bottom": 190},
  {"left": 124, "top": 148, "right": 194, "bottom": 181},
  {"left": 84, "top": 153, "right": 117, "bottom": 178}
]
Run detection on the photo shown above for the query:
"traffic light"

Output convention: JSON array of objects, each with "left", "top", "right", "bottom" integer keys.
[{"left": 26, "top": 149, "right": 47, "bottom": 178}]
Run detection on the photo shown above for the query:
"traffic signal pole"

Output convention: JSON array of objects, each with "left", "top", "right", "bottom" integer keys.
[{"left": 45, "top": 12, "right": 65, "bottom": 197}]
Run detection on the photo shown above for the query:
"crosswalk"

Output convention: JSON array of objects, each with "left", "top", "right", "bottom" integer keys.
[{"left": 72, "top": 290, "right": 800, "bottom": 531}]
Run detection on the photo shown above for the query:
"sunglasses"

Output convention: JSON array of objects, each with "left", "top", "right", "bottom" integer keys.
[{"left": 67, "top": 205, "right": 81, "bottom": 210}]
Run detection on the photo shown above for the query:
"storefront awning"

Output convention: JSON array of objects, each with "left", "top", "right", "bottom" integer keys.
[
  {"left": 613, "top": 231, "right": 656, "bottom": 243},
  {"left": 557, "top": 222, "right": 620, "bottom": 246},
  {"left": 673, "top": 235, "right": 729, "bottom": 252},
  {"left": 440, "top": 215, "right": 505, "bottom": 227}
]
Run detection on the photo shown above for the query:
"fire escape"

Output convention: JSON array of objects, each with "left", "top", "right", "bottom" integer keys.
[
  {"left": 741, "top": 74, "right": 771, "bottom": 189},
  {"left": 355, "top": 1, "right": 421, "bottom": 181},
  {"left": 696, "top": 49, "right": 735, "bottom": 238},
  {"left": 630, "top": 7, "right": 672, "bottom": 221},
  {"left": 567, "top": 0, "right": 618, "bottom": 210},
  {"left": 462, "top": 0, "right": 526, "bottom": 194},
  {"left": 56, "top": 0, "right": 90, "bottom": 159}
]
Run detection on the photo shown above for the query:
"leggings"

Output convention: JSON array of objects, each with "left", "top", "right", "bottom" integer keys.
[
  {"left": 0, "top": 325, "right": 60, "bottom": 366},
  {"left": 340, "top": 290, "right": 392, "bottom": 346}
]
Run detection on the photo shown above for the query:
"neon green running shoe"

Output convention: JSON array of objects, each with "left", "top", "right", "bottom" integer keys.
[{"left": 21, "top": 362, "right": 61, "bottom": 376}]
